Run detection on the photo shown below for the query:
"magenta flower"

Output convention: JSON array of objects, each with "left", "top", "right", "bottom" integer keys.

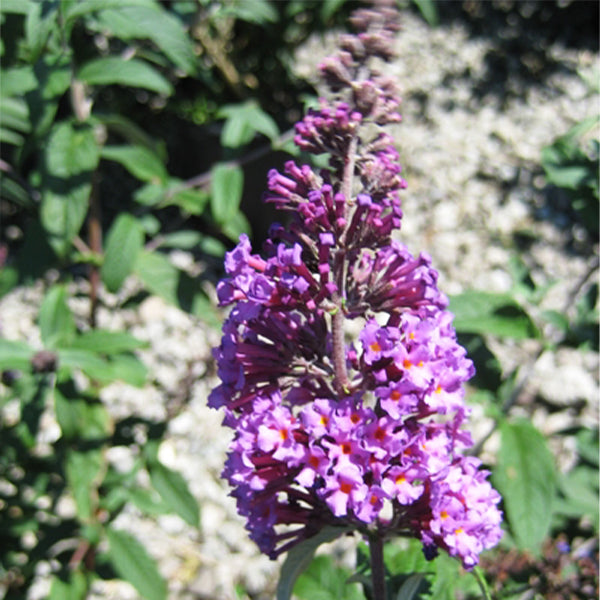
[{"left": 209, "top": 2, "right": 502, "bottom": 572}]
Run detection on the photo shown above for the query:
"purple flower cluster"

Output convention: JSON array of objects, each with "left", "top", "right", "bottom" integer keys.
[{"left": 210, "top": 2, "right": 502, "bottom": 570}]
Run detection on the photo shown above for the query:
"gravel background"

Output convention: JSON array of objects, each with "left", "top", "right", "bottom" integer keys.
[{"left": 1, "top": 4, "right": 598, "bottom": 600}]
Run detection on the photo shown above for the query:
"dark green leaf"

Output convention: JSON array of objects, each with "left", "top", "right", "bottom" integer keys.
[
  {"left": 105, "top": 527, "right": 167, "bottom": 600},
  {"left": 211, "top": 164, "right": 244, "bottom": 225},
  {"left": 412, "top": 0, "right": 439, "bottom": 26},
  {"left": 148, "top": 461, "right": 199, "bottom": 527},
  {"left": 57, "top": 348, "right": 116, "bottom": 383},
  {"left": 40, "top": 183, "right": 90, "bottom": 257},
  {"left": 493, "top": 420, "right": 557, "bottom": 553},
  {"left": 293, "top": 554, "right": 365, "bottom": 600},
  {"left": 55, "top": 388, "right": 112, "bottom": 440},
  {"left": 95, "top": 113, "right": 164, "bottom": 154},
  {"left": 277, "top": 526, "right": 351, "bottom": 600},
  {"left": 449, "top": 291, "right": 539, "bottom": 339},
  {"left": 168, "top": 187, "right": 209, "bottom": 215},
  {"left": 101, "top": 213, "right": 145, "bottom": 293},
  {"left": 0, "top": 0, "right": 31, "bottom": 14},
  {"left": 64, "top": 0, "right": 149, "bottom": 22},
  {"left": 78, "top": 57, "right": 173, "bottom": 95},
  {"left": 49, "top": 570, "right": 89, "bottom": 600},
  {"left": 39, "top": 285, "right": 76, "bottom": 349},
  {"left": 25, "top": 0, "right": 58, "bottom": 62},
  {"left": 134, "top": 250, "right": 179, "bottom": 305},
  {"left": 221, "top": 208, "right": 251, "bottom": 241},
  {"left": 66, "top": 449, "right": 104, "bottom": 521},
  {"left": 107, "top": 353, "right": 147, "bottom": 387},
  {"left": 219, "top": 100, "right": 279, "bottom": 147},
  {"left": 0, "top": 97, "right": 31, "bottom": 133},
  {"left": 320, "top": 0, "right": 346, "bottom": 21},
  {"left": 158, "top": 231, "right": 203, "bottom": 250},
  {"left": 46, "top": 121, "right": 100, "bottom": 178},
  {"left": 396, "top": 574, "right": 426, "bottom": 600},
  {"left": 101, "top": 145, "right": 167, "bottom": 184},
  {"left": 94, "top": 5, "right": 196, "bottom": 74},
  {"left": 69, "top": 330, "right": 147, "bottom": 354},
  {"left": 220, "top": 0, "right": 277, "bottom": 24},
  {"left": 0, "top": 338, "right": 34, "bottom": 372}
]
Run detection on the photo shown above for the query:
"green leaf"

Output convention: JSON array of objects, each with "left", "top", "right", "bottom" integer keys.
[
  {"left": 320, "top": 0, "right": 346, "bottom": 21},
  {"left": 211, "top": 164, "right": 244, "bottom": 225},
  {"left": 57, "top": 348, "right": 116, "bottom": 383},
  {"left": 220, "top": 0, "right": 277, "bottom": 25},
  {"left": 158, "top": 230, "right": 203, "bottom": 250},
  {"left": 49, "top": 570, "right": 89, "bottom": 600},
  {"left": 412, "top": 0, "right": 439, "bottom": 26},
  {"left": 101, "top": 145, "right": 167, "bottom": 184},
  {"left": 293, "top": 554, "right": 365, "bottom": 600},
  {"left": 40, "top": 121, "right": 99, "bottom": 256},
  {"left": 168, "top": 187, "right": 209, "bottom": 215},
  {"left": 25, "top": 0, "right": 58, "bottom": 62},
  {"left": 0, "top": 0, "right": 32, "bottom": 14},
  {"left": 493, "top": 420, "right": 557, "bottom": 553},
  {"left": 40, "top": 183, "right": 91, "bottom": 257},
  {"left": 39, "top": 285, "right": 76, "bottom": 349},
  {"left": 219, "top": 100, "right": 279, "bottom": 147},
  {"left": 94, "top": 5, "right": 196, "bottom": 74},
  {"left": 277, "top": 526, "right": 350, "bottom": 600},
  {"left": 148, "top": 461, "right": 199, "bottom": 527},
  {"left": 0, "top": 97, "right": 31, "bottom": 133},
  {"left": 101, "top": 213, "right": 145, "bottom": 293},
  {"left": 0, "top": 66, "right": 37, "bottom": 97},
  {"left": 107, "top": 353, "right": 148, "bottom": 387},
  {"left": 0, "top": 338, "right": 34, "bottom": 371},
  {"left": 69, "top": 330, "right": 147, "bottom": 354},
  {"left": 66, "top": 449, "right": 104, "bottom": 521},
  {"left": 63, "top": 0, "right": 151, "bottom": 22},
  {"left": 134, "top": 249, "right": 179, "bottom": 305},
  {"left": 449, "top": 291, "right": 539, "bottom": 339},
  {"left": 221, "top": 208, "right": 251, "bottom": 241},
  {"left": 95, "top": 113, "right": 164, "bottom": 154},
  {"left": 396, "top": 574, "right": 426, "bottom": 600},
  {"left": 105, "top": 527, "right": 167, "bottom": 600},
  {"left": 55, "top": 388, "right": 112, "bottom": 440},
  {"left": 46, "top": 121, "right": 100, "bottom": 178},
  {"left": 78, "top": 57, "right": 173, "bottom": 95}
]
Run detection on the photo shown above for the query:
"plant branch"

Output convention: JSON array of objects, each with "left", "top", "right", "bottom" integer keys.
[{"left": 369, "top": 532, "right": 387, "bottom": 600}]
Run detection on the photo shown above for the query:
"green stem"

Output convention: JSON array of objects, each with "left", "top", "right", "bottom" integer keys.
[
  {"left": 473, "top": 566, "right": 493, "bottom": 600},
  {"left": 369, "top": 532, "right": 386, "bottom": 600}
]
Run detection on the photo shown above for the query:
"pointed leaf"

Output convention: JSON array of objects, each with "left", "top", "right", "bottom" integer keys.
[
  {"left": 65, "top": 449, "right": 104, "bottom": 521},
  {"left": 46, "top": 121, "right": 100, "bottom": 178},
  {"left": 493, "top": 420, "right": 557, "bottom": 553},
  {"left": 277, "top": 526, "right": 350, "bottom": 600},
  {"left": 148, "top": 461, "right": 199, "bottom": 527},
  {"left": 69, "top": 330, "right": 147, "bottom": 354},
  {"left": 105, "top": 527, "right": 167, "bottom": 600},
  {"left": 78, "top": 57, "right": 173, "bottom": 95},
  {"left": 0, "top": 338, "right": 34, "bottom": 371},
  {"left": 210, "top": 164, "right": 243, "bottom": 225},
  {"left": 101, "top": 145, "right": 167, "bottom": 184},
  {"left": 101, "top": 213, "right": 145, "bottom": 292},
  {"left": 39, "top": 285, "right": 76, "bottom": 349},
  {"left": 449, "top": 291, "right": 539, "bottom": 339},
  {"left": 94, "top": 5, "right": 196, "bottom": 74}
]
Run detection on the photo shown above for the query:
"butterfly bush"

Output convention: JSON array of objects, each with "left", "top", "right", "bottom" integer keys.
[{"left": 209, "top": 3, "right": 502, "bottom": 570}]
